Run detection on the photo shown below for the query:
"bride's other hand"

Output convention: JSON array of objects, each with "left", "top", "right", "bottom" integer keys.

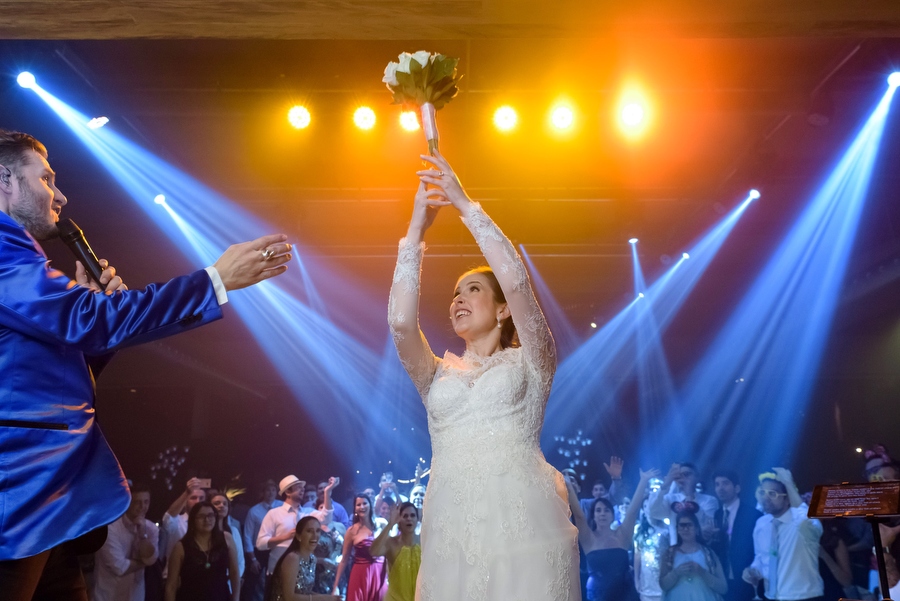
[
  {"left": 416, "top": 151, "right": 472, "bottom": 217},
  {"left": 407, "top": 179, "right": 450, "bottom": 242}
]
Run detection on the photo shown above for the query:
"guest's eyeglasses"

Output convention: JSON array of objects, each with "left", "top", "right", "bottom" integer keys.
[
  {"left": 677, "top": 522, "right": 695, "bottom": 529},
  {"left": 755, "top": 489, "right": 787, "bottom": 500}
]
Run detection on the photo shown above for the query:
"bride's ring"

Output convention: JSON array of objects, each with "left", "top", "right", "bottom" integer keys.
[
  {"left": 261, "top": 248, "right": 276, "bottom": 260},
  {"left": 438, "top": 171, "right": 444, "bottom": 177}
]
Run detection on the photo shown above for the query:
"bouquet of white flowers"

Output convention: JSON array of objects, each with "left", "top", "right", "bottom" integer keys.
[{"left": 383, "top": 51, "right": 461, "bottom": 154}]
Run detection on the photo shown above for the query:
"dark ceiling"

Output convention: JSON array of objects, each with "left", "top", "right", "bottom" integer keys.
[{"left": 1, "top": 3, "right": 899, "bottom": 488}]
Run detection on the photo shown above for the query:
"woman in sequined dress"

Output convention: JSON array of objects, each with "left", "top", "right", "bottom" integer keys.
[
  {"left": 634, "top": 500, "right": 668, "bottom": 601},
  {"left": 312, "top": 498, "right": 344, "bottom": 595},
  {"left": 388, "top": 152, "right": 581, "bottom": 601},
  {"left": 266, "top": 516, "right": 340, "bottom": 601}
]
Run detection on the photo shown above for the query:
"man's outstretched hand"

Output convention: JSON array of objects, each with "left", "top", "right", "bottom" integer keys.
[{"left": 214, "top": 234, "right": 292, "bottom": 291}]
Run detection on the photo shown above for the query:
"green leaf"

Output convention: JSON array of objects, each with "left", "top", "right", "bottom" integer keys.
[
  {"left": 430, "top": 56, "right": 459, "bottom": 82},
  {"left": 395, "top": 70, "right": 416, "bottom": 96},
  {"left": 408, "top": 58, "right": 424, "bottom": 89},
  {"left": 431, "top": 76, "right": 457, "bottom": 97}
]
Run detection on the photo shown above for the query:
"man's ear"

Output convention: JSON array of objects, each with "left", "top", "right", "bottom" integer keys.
[
  {"left": 0, "top": 165, "right": 14, "bottom": 214},
  {"left": 0, "top": 166, "right": 12, "bottom": 190}
]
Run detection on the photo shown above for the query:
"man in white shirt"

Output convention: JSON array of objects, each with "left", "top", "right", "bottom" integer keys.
[
  {"left": 649, "top": 462, "right": 719, "bottom": 545},
  {"left": 91, "top": 482, "right": 158, "bottom": 601},
  {"left": 256, "top": 475, "right": 338, "bottom": 574},
  {"left": 159, "top": 478, "right": 206, "bottom": 569},
  {"left": 241, "top": 480, "right": 283, "bottom": 601},
  {"left": 743, "top": 468, "right": 823, "bottom": 601}
]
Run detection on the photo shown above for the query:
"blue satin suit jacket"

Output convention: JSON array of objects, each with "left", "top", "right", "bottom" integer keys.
[{"left": 0, "top": 211, "right": 223, "bottom": 560}]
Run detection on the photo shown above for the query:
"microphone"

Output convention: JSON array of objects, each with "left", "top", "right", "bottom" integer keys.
[{"left": 56, "top": 218, "right": 106, "bottom": 289}]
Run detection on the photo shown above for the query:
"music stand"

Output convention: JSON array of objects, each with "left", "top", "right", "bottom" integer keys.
[{"left": 809, "top": 481, "right": 900, "bottom": 601}]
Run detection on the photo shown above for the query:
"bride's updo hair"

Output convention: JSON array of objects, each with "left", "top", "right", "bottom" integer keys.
[{"left": 462, "top": 267, "right": 519, "bottom": 349}]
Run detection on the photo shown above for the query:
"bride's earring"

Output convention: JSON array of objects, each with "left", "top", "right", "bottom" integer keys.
[{"left": 497, "top": 317, "right": 502, "bottom": 329}]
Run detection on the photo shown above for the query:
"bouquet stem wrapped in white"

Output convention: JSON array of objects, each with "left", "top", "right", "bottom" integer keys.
[{"left": 383, "top": 51, "right": 461, "bottom": 154}]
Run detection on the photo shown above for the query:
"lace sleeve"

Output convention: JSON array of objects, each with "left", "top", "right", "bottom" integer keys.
[
  {"left": 388, "top": 237, "right": 441, "bottom": 400},
  {"left": 461, "top": 203, "right": 556, "bottom": 384}
]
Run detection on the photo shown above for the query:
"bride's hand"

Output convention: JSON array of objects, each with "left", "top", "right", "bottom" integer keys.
[
  {"left": 408, "top": 179, "right": 450, "bottom": 239},
  {"left": 416, "top": 151, "right": 472, "bottom": 217}
]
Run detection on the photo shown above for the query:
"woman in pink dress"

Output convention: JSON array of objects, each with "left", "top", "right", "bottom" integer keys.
[{"left": 332, "top": 494, "right": 386, "bottom": 601}]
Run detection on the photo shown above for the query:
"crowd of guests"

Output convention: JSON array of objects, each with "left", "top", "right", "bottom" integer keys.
[
  {"left": 83, "top": 472, "right": 424, "bottom": 601},
  {"left": 562, "top": 452, "right": 897, "bottom": 601},
  {"left": 81, "top": 445, "right": 900, "bottom": 601}
]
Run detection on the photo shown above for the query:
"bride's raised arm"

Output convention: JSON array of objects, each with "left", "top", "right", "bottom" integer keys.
[
  {"left": 417, "top": 152, "right": 556, "bottom": 382},
  {"left": 388, "top": 180, "right": 451, "bottom": 399}
]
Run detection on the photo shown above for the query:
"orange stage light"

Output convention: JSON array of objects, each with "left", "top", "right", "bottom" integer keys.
[
  {"left": 354, "top": 106, "right": 376, "bottom": 130},
  {"left": 399, "top": 111, "right": 420, "bottom": 132},
  {"left": 493, "top": 106, "right": 518, "bottom": 132},
  {"left": 287, "top": 105, "right": 311, "bottom": 129}
]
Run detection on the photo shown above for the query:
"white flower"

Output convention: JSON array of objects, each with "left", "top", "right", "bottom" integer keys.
[
  {"left": 397, "top": 52, "right": 413, "bottom": 74},
  {"left": 383, "top": 61, "right": 399, "bottom": 87},
  {"left": 411, "top": 50, "right": 431, "bottom": 68}
]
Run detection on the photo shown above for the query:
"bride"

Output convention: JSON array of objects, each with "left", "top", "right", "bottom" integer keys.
[{"left": 388, "top": 151, "right": 580, "bottom": 601}]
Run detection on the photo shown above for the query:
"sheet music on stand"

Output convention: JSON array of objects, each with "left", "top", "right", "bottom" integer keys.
[
  {"left": 809, "top": 481, "right": 900, "bottom": 518},
  {"left": 809, "top": 481, "right": 900, "bottom": 601}
]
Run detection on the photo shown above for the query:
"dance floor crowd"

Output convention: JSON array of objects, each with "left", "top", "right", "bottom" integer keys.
[{"left": 83, "top": 445, "right": 900, "bottom": 601}]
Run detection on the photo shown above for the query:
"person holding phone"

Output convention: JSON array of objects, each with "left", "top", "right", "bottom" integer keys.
[{"left": 161, "top": 478, "right": 209, "bottom": 570}]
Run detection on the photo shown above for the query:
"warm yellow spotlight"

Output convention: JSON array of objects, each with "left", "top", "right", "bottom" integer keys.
[
  {"left": 550, "top": 105, "right": 575, "bottom": 130},
  {"left": 399, "top": 111, "right": 420, "bottom": 132},
  {"left": 493, "top": 106, "right": 518, "bottom": 132},
  {"left": 616, "top": 87, "right": 653, "bottom": 138},
  {"left": 287, "top": 105, "right": 311, "bottom": 129},
  {"left": 354, "top": 106, "right": 376, "bottom": 130},
  {"left": 621, "top": 102, "right": 645, "bottom": 127}
]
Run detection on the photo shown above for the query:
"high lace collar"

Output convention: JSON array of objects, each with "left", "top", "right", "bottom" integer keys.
[{"left": 444, "top": 346, "right": 518, "bottom": 371}]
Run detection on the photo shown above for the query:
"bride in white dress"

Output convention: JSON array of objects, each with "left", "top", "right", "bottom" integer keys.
[{"left": 388, "top": 151, "right": 580, "bottom": 601}]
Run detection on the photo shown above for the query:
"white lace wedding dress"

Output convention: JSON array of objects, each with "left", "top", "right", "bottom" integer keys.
[{"left": 388, "top": 203, "right": 580, "bottom": 601}]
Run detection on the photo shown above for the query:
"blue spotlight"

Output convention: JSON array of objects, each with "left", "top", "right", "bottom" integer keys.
[
  {"left": 544, "top": 189, "right": 756, "bottom": 452},
  {"left": 629, "top": 238, "right": 638, "bottom": 244},
  {"left": 655, "top": 79, "right": 898, "bottom": 473},
  {"left": 519, "top": 244, "right": 579, "bottom": 357},
  {"left": 682, "top": 252, "right": 690, "bottom": 260},
  {"left": 749, "top": 189, "right": 761, "bottom": 200},
  {"left": 25, "top": 82, "right": 430, "bottom": 469},
  {"left": 889, "top": 72, "right": 900, "bottom": 88},
  {"left": 17, "top": 72, "right": 35, "bottom": 89}
]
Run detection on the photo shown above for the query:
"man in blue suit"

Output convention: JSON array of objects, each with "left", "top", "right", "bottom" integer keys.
[{"left": 0, "top": 129, "right": 292, "bottom": 600}]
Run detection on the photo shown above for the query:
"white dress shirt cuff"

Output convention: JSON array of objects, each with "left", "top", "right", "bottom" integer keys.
[{"left": 204, "top": 266, "right": 229, "bottom": 305}]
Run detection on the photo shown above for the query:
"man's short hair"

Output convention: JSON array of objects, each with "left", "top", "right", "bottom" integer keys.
[
  {"left": 759, "top": 477, "right": 787, "bottom": 494},
  {"left": 680, "top": 462, "right": 699, "bottom": 474},
  {"left": 712, "top": 470, "right": 740, "bottom": 487},
  {"left": 0, "top": 130, "right": 47, "bottom": 175},
  {"left": 130, "top": 481, "right": 152, "bottom": 495}
]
